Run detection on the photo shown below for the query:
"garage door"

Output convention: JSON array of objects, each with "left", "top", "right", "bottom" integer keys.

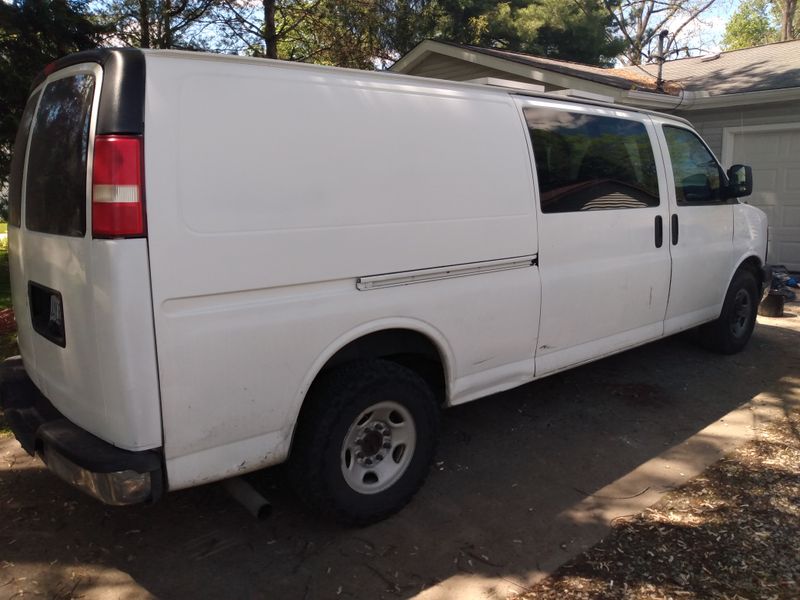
[{"left": 730, "top": 126, "right": 800, "bottom": 272}]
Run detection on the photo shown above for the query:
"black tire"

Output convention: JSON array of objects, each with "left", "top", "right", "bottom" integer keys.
[
  {"left": 288, "top": 359, "right": 439, "bottom": 526},
  {"left": 699, "top": 269, "right": 759, "bottom": 354}
]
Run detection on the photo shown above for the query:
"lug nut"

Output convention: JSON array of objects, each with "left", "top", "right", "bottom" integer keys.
[
  {"left": 383, "top": 442, "right": 391, "bottom": 449},
  {"left": 375, "top": 455, "right": 383, "bottom": 462},
  {"left": 364, "top": 458, "right": 373, "bottom": 466}
]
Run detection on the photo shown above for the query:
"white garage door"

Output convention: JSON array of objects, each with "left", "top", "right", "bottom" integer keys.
[{"left": 729, "top": 126, "right": 800, "bottom": 271}]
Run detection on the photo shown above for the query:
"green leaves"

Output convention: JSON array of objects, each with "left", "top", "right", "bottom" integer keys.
[{"left": 0, "top": 0, "right": 106, "bottom": 210}]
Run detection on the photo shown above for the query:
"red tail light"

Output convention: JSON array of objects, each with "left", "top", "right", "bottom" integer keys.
[{"left": 92, "top": 135, "right": 145, "bottom": 237}]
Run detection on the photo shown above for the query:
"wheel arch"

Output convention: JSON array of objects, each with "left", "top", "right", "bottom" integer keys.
[
  {"left": 730, "top": 253, "right": 765, "bottom": 297},
  {"left": 286, "top": 319, "right": 454, "bottom": 454}
]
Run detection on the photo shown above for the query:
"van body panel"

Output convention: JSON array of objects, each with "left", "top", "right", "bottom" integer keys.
[
  {"left": 650, "top": 117, "right": 736, "bottom": 336},
  {"left": 517, "top": 98, "right": 672, "bottom": 375},
  {"left": 9, "top": 60, "right": 161, "bottom": 451},
  {"left": 4, "top": 49, "right": 769, "bottom": 511},
  {"left": 141, "top": 53, "right": 541, "bottom": 488},
  {"left": 732, "top": 203, "right": 769, "bottom": 275},
  {"left": 158, "top": 265, "right": 541, "bottom": 489}
]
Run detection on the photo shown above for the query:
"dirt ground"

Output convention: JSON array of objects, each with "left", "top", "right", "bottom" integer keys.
[{"left": 1, "top": 307, "right": 799, "bottom": 600}]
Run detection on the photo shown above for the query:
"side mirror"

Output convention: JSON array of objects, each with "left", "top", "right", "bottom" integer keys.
[{"left": 727, "top": 164, "right": 753, "bottom": 198}]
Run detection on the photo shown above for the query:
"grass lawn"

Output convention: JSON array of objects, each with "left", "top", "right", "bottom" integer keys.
[
  {"left": 0, "top": 239, "right": 12, "bottom": 310},
  {"left": 0, "top": 240, "right": 16, "bottom": 433}
]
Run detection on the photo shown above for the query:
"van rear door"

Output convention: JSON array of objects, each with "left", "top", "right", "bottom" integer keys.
[{"left": 8, "top": 52, "right": 162, "bottom": 452}]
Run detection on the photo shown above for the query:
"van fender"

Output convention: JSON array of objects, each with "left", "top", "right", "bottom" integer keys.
[
  {"left": 284, "top": 317, "right": 455, "bottom": 449},
  {"left": 719, "top": 251, "right": 765, "bottom": 309}
]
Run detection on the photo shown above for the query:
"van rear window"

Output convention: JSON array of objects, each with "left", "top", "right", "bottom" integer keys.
[
  {"left": 8, "top": 91, "right": 41, "bottom": 228},
  {"left": 525, "top": 108, "right": 660, "bottom": 213},
  {"left": 25, "top": 74, "right": 95, "bottom": 237}
]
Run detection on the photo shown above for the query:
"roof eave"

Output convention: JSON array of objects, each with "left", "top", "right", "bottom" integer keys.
[{"left": 391, "top": 40, "right": 634, "bottom": 99}]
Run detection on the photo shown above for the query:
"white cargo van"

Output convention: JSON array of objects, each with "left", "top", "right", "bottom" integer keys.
[{"left": 1, "top": 49, "right": 767, "bottom": 524}]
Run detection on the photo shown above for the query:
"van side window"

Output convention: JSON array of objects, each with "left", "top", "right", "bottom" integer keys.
[
  {"left": 663, "top": 126, "right": 726, "bottom": 205},
  {"left": 25, "top": 74, "right": 95, "bottom": 237},
  {"left": 8, "top": 91, "right": 41, "bottom": 228},
  {"left": 524, "top": 108, "right": 659, "bottom": 213}
]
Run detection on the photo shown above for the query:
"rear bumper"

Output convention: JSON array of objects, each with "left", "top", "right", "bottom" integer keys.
[{"left": 0, "top": 356, "right": 163, "bottom": 505}]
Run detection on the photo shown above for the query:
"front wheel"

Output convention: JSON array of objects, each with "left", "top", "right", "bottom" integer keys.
[
  {"left": 699, "top": 269, "right": 759, "bottom": 354},
  {"left": 288, "top": 360, "right": 439, "bottom": 526}
]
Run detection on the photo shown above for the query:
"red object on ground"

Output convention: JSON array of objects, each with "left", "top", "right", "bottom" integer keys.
[{"left": 0, "top": 308, "right": 17, "bottom": 335}]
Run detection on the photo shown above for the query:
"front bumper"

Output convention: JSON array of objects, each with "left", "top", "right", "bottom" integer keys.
[{"left": 0, "top": 356, "right": 163, "bottom": 505}]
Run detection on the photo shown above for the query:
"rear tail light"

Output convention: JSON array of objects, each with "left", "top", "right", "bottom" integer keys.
[{"left": 92, "top": 135, "right": 145, "bottom": 237}]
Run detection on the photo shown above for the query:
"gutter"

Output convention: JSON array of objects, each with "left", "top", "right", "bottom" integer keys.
[{"left": 621, "top": 86, "right": 800, "bottom": 112}]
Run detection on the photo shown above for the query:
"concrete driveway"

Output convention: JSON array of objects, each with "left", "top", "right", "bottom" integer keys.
[{"left": 2, "top": 309, "right": 799, "bottom": 599}]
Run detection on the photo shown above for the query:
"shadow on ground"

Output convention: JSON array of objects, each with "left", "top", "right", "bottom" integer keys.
[{"left": 1, "top": 315, "right": 799, "bottom": 599}]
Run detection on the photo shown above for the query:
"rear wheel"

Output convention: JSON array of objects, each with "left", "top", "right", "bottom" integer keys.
[
  {"left": 288, "top": 359, "right": 439, "bottom": 526},
  {"left": 699, "top": 269, "right": 759, "bottom": 354}
]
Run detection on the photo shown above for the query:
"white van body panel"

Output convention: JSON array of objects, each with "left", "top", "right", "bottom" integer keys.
[
  {"left": 517, "top": 98, "right": 673, "bottom": 376},
  {"left": 730, "top": 202, "right": 769, "bottom": 283},
  {"left": 10, "top": 63, "right": 161, "bottom": 451},
  {"left": 649, "top": 117, "right": 737, "bottom": 336},
  {"left": 6, "top": 50, "right": 769, "bottom": 507},
  {"left": 142, "top": 53, "right": 541, "bottom": 489}
]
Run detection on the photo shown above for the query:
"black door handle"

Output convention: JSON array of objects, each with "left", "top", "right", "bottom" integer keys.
[
  {"left": 671, "top": 214, "right": 679, "bottom": 245},
  {"left": 655, "top": 215, "right": 663, "bottom": 248}
]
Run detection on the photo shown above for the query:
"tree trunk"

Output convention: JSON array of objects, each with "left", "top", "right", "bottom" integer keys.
[
  {"left": 264, "top": 0, "right": 277, "bottom": 58},
  {"left": 140, "top": 0, "right": 150, "bottom": 48},
  {"left": 163, "top": 0, "right": 173, "bottom": 48},
  {"left": 780, "top": 0, "right": 797, "bottom": 40}
]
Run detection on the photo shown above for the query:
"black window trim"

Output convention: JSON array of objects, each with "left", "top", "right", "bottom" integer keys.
[{"left": 10, "top": 48, "right": 146, "bottom": 234}]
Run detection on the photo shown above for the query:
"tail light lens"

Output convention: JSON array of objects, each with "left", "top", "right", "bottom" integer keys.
[{"left": 92, "top": 135, "right": 145, "bottom": 237}]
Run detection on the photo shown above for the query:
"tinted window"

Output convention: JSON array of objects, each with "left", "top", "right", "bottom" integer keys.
[
  {"left": 663, "top": 126, "right": 726, "bottom": 204},
  {"left": 25, "top": 74, "right": 95, "bottom": 237},
  {"left": 8, "top": 91, "right": 41, "bottom": 227},
  {"left": 525, "top": 108, "right": 660, "bottom": 213}
]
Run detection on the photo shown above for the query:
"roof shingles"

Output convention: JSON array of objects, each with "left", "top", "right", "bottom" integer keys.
[
  {"left": 445, "top": 39, "right": 800, "bottom": 96},
  {"left": 618, "top": 39, "right": 800, "bottom": 94}
]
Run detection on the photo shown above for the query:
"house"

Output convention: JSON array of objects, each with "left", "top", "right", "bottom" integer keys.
[{"left": 391, "top": 40, "right": 800, "bottom": 271}]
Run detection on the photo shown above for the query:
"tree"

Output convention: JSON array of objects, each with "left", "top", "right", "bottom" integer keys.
[
  {"left": 722, "top": 0, "right": 777, "bottom": 49},
  {"left": 95, "top": 0, "right": 221, "bottom": 49},
  {"left": 601, "top": 0, "right": 720, "bottom": 65},
  {"left": 216, "top": 0, "right": 437, "bottom": 66},
  {"left": 776, "top": 0, "right": 797, "bottom": 39},
  {"left": 432, "top": 1, "right": 624, "bottom": 66},
  {"left": 216, "top": 0, "right": 319, "bottom": 59},
  {"left": 721, "top": 0, "right": 798, "bottom": 50},
  {"left": 0, "top": 0, "right": 106, "bottom": 214}
]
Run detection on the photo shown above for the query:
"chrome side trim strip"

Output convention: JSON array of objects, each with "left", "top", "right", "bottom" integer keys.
[{"left": 356, "top": 255, "right": 537, "bottom": 291}]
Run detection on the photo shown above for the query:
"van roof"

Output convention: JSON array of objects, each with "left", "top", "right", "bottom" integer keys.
[{"left": 36, "top": 48, "right": 692, "bottom": 127}]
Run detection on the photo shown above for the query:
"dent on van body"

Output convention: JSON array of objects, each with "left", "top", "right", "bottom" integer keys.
[{"left": 732, "top": 203, "right": 769, "bottom": 271}]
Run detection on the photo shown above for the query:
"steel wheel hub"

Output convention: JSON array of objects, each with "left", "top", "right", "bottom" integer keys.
[
  {"left": 341, "top": 401, "right": 416, "bottom": 495},
  {"left": 730, "top": 289, "right": 751, "bottom": 338}
]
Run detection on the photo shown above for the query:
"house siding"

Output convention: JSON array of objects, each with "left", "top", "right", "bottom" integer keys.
[
  {"left": 406, "top": 54, "right": 513, "bottom": 81},
  {"left": 676, "top": 102, "right": 800, "bottom": 160}
]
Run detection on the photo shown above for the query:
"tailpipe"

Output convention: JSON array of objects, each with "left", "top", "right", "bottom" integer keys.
[{"left": 223, "top": 477, "right": 272, "bottom": 519}]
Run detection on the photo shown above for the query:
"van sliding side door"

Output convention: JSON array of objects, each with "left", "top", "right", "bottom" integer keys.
[{"left": 517, "top": 99, "right": 672, "bottom": 376}]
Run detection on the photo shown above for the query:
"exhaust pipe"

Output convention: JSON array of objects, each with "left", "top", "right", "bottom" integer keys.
[{"left": 223, "top": 477, "right": 272, "bottom": 519}]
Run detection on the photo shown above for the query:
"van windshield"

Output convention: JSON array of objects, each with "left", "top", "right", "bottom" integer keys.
[{"left": 25, "top": 73, "right": 95, "bottom": 237}]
